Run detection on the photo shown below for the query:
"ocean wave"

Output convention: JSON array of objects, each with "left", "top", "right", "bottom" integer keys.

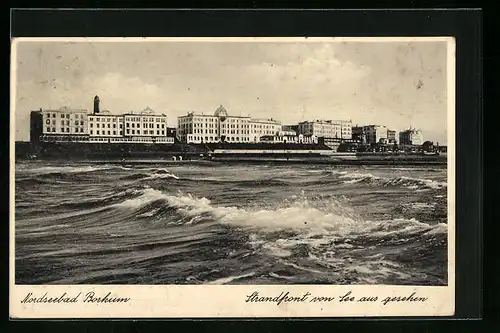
[
  {"left": 112, "top": 188, "right": 447, "bottom": 241},
  {"left": 206, "top": 272, "right": 256, "bottom": 285},
  {"left": 119, "top": 169, "right": 180, "bottom": 181},
  {"left": 18, "top": 165, "right": 117, "bottom": 176},
  {"left": 334, "top": 171, "right": 447, "bottom": 190},
  {"left": 58, "top": 188, "right": 143, "bottom": 210}
]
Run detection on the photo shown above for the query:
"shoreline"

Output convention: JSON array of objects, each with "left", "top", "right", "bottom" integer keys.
[{"left": 16, "top": 156, "right": 447, "bottom": 166}]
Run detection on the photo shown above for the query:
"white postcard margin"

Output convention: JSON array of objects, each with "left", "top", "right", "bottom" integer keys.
[{"left": 9, "top": 37, "right": 456, "bottom": 318}]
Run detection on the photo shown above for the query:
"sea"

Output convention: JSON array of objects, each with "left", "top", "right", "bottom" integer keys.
[{"left": 14, "top": 160, "right": 448, "bottom": 285}]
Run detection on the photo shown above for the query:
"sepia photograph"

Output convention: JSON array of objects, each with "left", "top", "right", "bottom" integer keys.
[{"left": 10, "top": 37, "right": 455, "bottom": 317}]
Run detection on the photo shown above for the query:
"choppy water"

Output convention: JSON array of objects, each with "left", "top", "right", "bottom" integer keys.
[{"left": 15, "top": 161, "right": 448, "bottom": 285}]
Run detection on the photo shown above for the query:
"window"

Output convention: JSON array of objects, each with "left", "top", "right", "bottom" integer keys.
[
  {"left": 127, "top": 129, "right": 130, "bottom": 134},
  {"left": 107, "top": 124, "right": 110, "bottom": 128},
  {"left": 157, "top": 131, "right": 160, "bottom": 135},
  {"left": 132, "top": 130, "right": 135, "bottom": 134},
  {"left": 107, "top": 131, "right": 110, "bottom": 135},
  {"left": 120, "top": 124, "right": 123, "bottom": 128},
  {"left": 97, "top": 123, "right": 100, "bottom": 128},
  {"left": 46, "top": 127, "right": 50, "bottom": 132},
  {"left": 113, "top": 131, "right": 116, "bottom": 135},
  {"left": 61, "top": 114, "right": 65, "bottom": 118},
  {"left": 149, "top": 130, "right": 153, "bottom": 135},
  {"left": 97, "top": 130, "right": 100, "bottom": 135},
  {"left": 157, "top": 124, "right": 160, "bottom": 129},
  {"left": 75, "top": 121, "right": 79, "bottom": 125},
  {"left": 107, "top": 118, "right": 111, "bottom": 122},
  {"left": 132, "top": 123, "right": 135, "bottom": 128},
  {"left": 90, "top": 130, "right": 93, "bottom": 135},
  {"left": 120, "top": 131, "right": 123, "bottom": 135},
  {"left": 113, "top": 124, "right": 116, "bottom": 128}
]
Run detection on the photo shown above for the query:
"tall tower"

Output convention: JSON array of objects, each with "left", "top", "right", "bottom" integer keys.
[{"left": 93, "top": 95, "right": 100, "bottom": 114}]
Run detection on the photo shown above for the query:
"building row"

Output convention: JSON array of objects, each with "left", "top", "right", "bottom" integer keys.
[
  {"left": 351, "top": 125, "right": 423, "bottom": 146},
  {"left": 30, "top": 96, "right": 424, "bottom": 146},
  {"left": 31, "top": 97, "right": 175, "bottom": 144}
]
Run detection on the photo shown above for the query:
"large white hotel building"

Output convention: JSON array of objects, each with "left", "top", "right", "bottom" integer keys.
[
  {"left": 177, "top": 105, "right": 282, "bottom": 144},
  {"left": 36, "top": 96, "right": 174, "bottom": 144},
  {"left": 297, "top": 119, "right": 353, "bottom": 140}
]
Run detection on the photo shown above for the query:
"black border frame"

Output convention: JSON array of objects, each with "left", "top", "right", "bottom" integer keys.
[{"left": 7, "top": 8, "right": 482, "bottom": 327}]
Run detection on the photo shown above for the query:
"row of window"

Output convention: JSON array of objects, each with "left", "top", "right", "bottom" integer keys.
[
  {"left": 124, "top": 117, "right": 167, "bottom": 122},
  {"left": 125, "top": 123, "right": 165, "bottom": 129},
  {"left": 125, "top": 129, "right": 166, "bottom": 136},
  {"left": 45, "top": 127, "right": 85, "bottom": 133},
  {"left": 90, "top": 130, "right": 123, "bottom": 136},
  {"left": 90, "top": 123, "right": 123, "bottom": 129},
  {"left": 188, "top": 136, "right": 256, "bottom": 142},
  {"left": 89, "top": 117, "right": 122, "bottom": 122}
]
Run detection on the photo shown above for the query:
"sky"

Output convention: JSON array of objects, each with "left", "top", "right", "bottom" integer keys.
[{"left": 12, "top": 39, "right": 450, "bottom": 144}]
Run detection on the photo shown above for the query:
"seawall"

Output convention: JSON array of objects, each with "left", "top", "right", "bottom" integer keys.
[{"left": 14, "top": 141, "right": 447, "bottom": 166}]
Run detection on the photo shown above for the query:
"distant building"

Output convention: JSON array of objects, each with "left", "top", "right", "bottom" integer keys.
[
  {"left": 280, "top": 125, "right": 297, "bottom": 137},
  {"left": 177, "top": 105, "right": 281, "bottom": 144},
  {"left": 30, "top": 110, "right": 43, "bottom": 144},
  {"left": 32, "top": 96, "right": 173, "bottom": 144},
  {"left": 297, "top": 119, "right": 352, "bottom": 139},
  {"left": 387, "top": 129, "right": 397, "bottom": 144},
  {"left": 88, "top": 114, "right": 124, "bottom": 138},
  {"left": 40, "top": 106, "right": 91, "bottom": 141},
  {"left": 285, "top": 124, "right": 299, "bottom": 134},
  {"left": 352, "top": 126, "right": 365, "bottom": 143},
  {"left": 399, "top": 128, "right": 424, "bottom": 145},
  {"left": 353, "top": 125, "right": 388, "bottom": 144}
]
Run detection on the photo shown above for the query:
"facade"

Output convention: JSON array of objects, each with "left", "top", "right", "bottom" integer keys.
[
  {"left": 297, "top": 119, "right": 352, "bottom": 139},
  {"left": 177, "top": 111, "right": 224, "bottom": 144},
  {"left": 352, "top": 126, "right": 365, "bottom": 143},
  {"left": 40, "top": 107, "right": 90, "bottom": 141},
  {"left": 399, "top": 128, "right": 424, "bottom": 145},
  {"left": 177, "top": 105, "right": 282, "bottom": 144},
  {"left": 33, "top": 98, "right": 173, "bottom": 144},
  {"left": 387, "top": 129, "right": 397, "bottom": 144},
  {"left": 249, "top": 118, "right": 282, "bottom": 143},
  {"left": 123, "top": 113, "right": 168, "bottom": 138},
  {"left": 88, "top": 114, "right": 124, "bottom": 138},
  {"left": 30, "top": 110, "right": 43, "bottom": 144},
  {"left": 359, "top": 125, "right": 389, "bottom": 144}
]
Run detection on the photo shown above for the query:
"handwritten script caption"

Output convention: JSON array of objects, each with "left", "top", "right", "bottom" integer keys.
[{"left": 245, "top": 290, "right": 428, "bottom": 306}]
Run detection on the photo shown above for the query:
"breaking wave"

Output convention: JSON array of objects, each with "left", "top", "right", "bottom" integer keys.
[
  {"left": 113, "top": 187, "right": 446, "bottom": 238},
  {"left": 332, "top": 170, "right": 447, "bottom": 190},
  {"left": 17, "top": 165, "right": 117, "bottom": 176}
]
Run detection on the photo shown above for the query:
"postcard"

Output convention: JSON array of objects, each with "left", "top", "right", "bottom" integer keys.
[{"left": 10, "top": 37, "right": 455, "bottom": 318}]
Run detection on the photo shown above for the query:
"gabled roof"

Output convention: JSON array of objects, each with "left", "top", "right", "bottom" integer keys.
[{"left": 214, "top": 105, "right": 229, "bottom": 117}]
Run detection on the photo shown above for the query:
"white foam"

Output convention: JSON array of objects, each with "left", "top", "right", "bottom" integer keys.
[
  {"left": 411, "top": 202, "right": 436, "bottom": 209},
  {"left": 207, "top": 272, "right": 256, "bottom": 285},
  {"left": 144, "top": 172, "right": 180, "bottom": 180},
  {"left": 334, "top": 170, "right": 447, "bottom": 189},
  {"left": 26, "top": 165, "right": 114, "bottom": 175}
]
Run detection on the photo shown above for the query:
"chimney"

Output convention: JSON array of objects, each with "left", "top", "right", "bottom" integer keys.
[{"left": 93, "top": 95, "right": 100, "bottom": 114}]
